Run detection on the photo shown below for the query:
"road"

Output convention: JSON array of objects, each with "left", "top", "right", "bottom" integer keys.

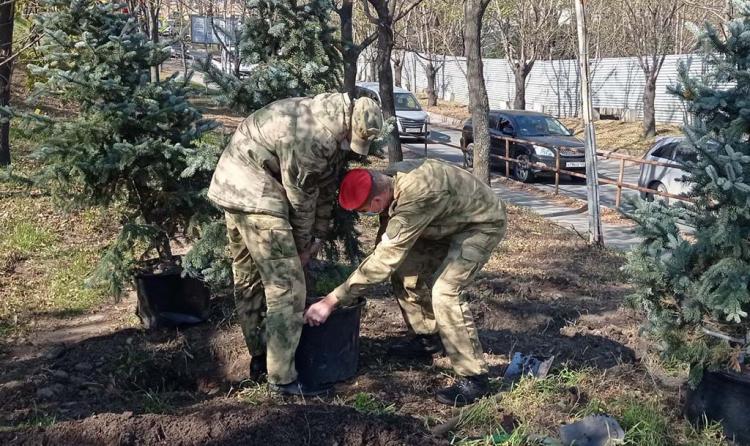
[{"left": 402, "top": 126, "right": 644, "bottom": 211}]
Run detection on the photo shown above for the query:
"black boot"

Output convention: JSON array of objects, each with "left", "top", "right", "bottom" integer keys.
[
  {"left": 435, "top": 374, "right": 490, "bottom": 407},
  {"left": 269, "top": 380, "right": 332, "bottom": 397},
  {"left": 249, "top": 355, "right": 267, "bottom": 382},
  {"left": 388, "top": 334, "right": 445, "bottom": 357}
]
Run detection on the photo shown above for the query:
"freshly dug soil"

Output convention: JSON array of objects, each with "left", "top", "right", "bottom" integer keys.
[{"left": 1, "top": 402, "right": 448, "bottom": 446}]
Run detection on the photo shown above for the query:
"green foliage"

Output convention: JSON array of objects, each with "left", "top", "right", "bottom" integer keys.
[
  {"left": 615, "top": 399, "right": 670, "bottom": 446},
  {"left": 310, "top": 262, "right": 355, "bottom": 296},
  {"left": 349, "top": 392, "right": 396, "bottom": 416},
  {"left": 182, "top": 219, "right": 233, "bottom": 291},
  {"left": 0, "top": 219, "right": 56, "bottom": 257},
  {"left": 200, "top": 0, "right": 341, "bottom": 115},
  {"left": 25, "top": 0, "right": 220, "bottom": 296},
  {"left": 195, "top": 0, "right": 368, "bottom": 277},
  {"left": 49, "top": 248, "right": 107, "bottom": 316},
  {"left": 625, "top": 1, "right": 750, "bottom": 378}
]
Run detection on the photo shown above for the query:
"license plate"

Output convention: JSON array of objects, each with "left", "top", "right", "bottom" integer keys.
[{"left": 566, "top": 162, "right": 585, "bottom": 168}]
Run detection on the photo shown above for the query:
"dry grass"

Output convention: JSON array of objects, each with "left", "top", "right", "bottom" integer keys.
[{"left": 560, "top": 117, "right": 683, "bottom": 157}]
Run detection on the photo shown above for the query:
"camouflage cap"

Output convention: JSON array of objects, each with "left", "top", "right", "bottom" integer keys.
[{"left": 350, "top": 97, "right": 383, "bottom": 156}]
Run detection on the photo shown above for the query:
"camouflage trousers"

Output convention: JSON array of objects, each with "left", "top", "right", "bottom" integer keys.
[
  {"left": 225, "top": 211, "right": 306, "bottom": 385},
  {"left": 391, "top": 222, "right": 506, "bottom": 377}
]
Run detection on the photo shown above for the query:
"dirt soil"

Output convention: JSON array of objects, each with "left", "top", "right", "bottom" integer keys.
[
  {"left": 1, "top": 402, "right": 446, "bottom": 446},
  {"left": 1, "top": 65, "right": 646, "bottom": 445},
  {"left": 0, "top": 204, "right": 634, "bottom": 444}
]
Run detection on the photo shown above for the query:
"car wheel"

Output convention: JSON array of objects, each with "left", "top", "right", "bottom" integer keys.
[
  {"left": 645, "top": 181, "right": 670, "bottom": 205},
  {"left": 464, "top": 143, "right": 474, "bottom": 168},
  {"left": 513, "top": 153, "right": 535, "bottom": 183}
]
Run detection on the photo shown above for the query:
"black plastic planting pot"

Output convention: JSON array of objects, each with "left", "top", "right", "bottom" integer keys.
[
  {"left": 685, "top": 370, "right": 750, "bottom": 445},
  {"left": 134, "top": 259, "right": 210, "bottom": 330},
  {"left": 295, "top": 297, "right": 366, "bottom": 387}
]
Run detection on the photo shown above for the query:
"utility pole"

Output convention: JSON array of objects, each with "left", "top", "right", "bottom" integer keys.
[{"left": 574, "top": 0, "right": 603, "bottom": 245}]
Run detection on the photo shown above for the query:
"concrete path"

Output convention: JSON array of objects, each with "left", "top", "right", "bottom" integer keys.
[{"left": 402, "top": 128, "right": 643, "bottom": 251}]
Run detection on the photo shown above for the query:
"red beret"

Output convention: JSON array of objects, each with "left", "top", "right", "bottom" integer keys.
[{"left": 339, "top": 169, "right": 373, "bottom": 210}]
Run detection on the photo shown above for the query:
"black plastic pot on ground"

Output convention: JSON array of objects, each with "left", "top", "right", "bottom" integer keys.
[
  {"left": 134, "top": 257, "right": 211, "bottom": 330},
  {"left": 295, "top": 297, "right": 366, "bottom": 387},
  {"left": 685, "top": 370, "right": 750, "bottom": 445}
]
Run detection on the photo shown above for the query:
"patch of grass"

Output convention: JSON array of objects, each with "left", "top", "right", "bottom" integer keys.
[
  {"left": 684, "top": 417, "right": 727, "bottom": 446},
  {"left": 614, "top": 398, "right": 670, "bottom": 446},
  {"left": 1, "top": 405, "right": 57, "bottom": 432},
  {"left": 0, "top": 195, "right": 117, "bottom": 336},
  {"left": 453, "top": 425, "right": 533, "bottom": 446},
  {"left": 140, "top": 390, "right": 174, "bottom": 414},
  {"left": 236, "top": 382, "right": 276, "bottom": 406},
  {"left": 456, "top": 396, "right": 503, "bottom": 431},
  {"left": 349, "top": 392, "right": 396, "bottom": 416},
  {"left": 0, "top": 218, "right": 57, "bottom": 258},
  {"left": 47, "top": 248, "right": 107, "bottom": 316}
]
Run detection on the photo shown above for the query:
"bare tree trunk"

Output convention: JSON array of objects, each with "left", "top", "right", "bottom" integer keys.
[
  {"left": 393, "top": 52, "right": 404, "bottom": 87},
  {"left": 375, "top": 17, "right": 402, "bottom": 163},
  {"left": 339, "top": 0, "right": 359, "bottom": 98},
  {"left": 148, "top": 1, "right": 161, "bottom": 82},
  {"left": 465, "top": 0, "right": 491, "bottom": 184},
  {"left": 0, "top": 0, "right": 15, "bottom": 166},
  {"left": 425, "top": 62, "right": 438, "bottom": 106},
  {"left": 178, "top": 0, "right": 188, "bottom": 77},
  {"left": 369, "top": 53, "right": 377, "bottom": 81},
  {"left": 513, "top": 68, "right": 526, "bottom": 110},
  {"left": 642, "top": 74, "right": 657, "bottom": 138}
]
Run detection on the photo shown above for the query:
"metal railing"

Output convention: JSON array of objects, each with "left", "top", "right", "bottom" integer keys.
[{"left": 418, "top": 133, "right": 691, "bottom": 207}]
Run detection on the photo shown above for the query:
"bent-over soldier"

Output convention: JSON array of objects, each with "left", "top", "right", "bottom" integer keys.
[
  {"left": 304, "top": 159, "right": 506, "bottom": 406},
  {"left": 208, "top": 93, "right": 383, "bottom": 396}
]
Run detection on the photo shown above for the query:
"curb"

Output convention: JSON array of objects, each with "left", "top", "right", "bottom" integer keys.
[{"left": 427, "top": 112, "right": 465, "bottom": 131}]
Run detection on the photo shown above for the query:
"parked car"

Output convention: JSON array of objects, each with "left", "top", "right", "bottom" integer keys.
[
  {"left": 460, "top": 110, "right": 585, "bottom": 183},
  {"left": 354, "top": 82, "right": 430, "bottom": 139},
  {"left": 638, "top": 136, "right": 696, "bottom": 204}
]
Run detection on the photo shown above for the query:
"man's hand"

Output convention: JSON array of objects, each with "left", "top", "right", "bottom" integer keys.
[{"left": 304, "top": 294, "right": 339, "bottom": 326}]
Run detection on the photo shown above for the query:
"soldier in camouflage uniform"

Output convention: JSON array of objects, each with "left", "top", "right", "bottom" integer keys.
[
  {"left": 304, "top": 159, "right": 506, "bottom": 406},
  {"left": 208, "top": 92, "right": 383, "bottom": 396}
]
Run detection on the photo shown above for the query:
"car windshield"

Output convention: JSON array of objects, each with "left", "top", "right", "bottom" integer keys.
[
  {"left": 515, "top": 115, "right": 571, "bottom": 137},
  {"left": 394, "top": 93, "right": 422, "bottom": 111}
]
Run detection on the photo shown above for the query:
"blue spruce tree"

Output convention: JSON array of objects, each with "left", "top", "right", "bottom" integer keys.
[
  {"left": 202, "top": 0, "right": 341, "bottom": 114},
  {"left": 626, "top": 2, "right": 750, "bottom": 382},
  {"left": 196, "top": 0, "right": 368, "bottom": 267},
  {"left": 27, "top": 0, "right": 221, "bottom": 296}
]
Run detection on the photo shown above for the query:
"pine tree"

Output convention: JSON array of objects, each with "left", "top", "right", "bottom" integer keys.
[
  {"left": 196, "top": 0, "right": 373, "bottom": 267},
  {"left": 625, "top": 1, "right": 750, "bottom": 382},
  {"left": 27, "top": 0, "right": 220, "bottom": 296},
  {"left": 202, "top": 0, "right": 341, "bottom": 114}
]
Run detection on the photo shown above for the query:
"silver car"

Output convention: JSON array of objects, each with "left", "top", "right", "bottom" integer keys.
[
  {"left": 354, "top": 82, "right": 430, "bottom": 139},
  {"left": 638, "top": 136, "right": 696, "bottom": 204}
]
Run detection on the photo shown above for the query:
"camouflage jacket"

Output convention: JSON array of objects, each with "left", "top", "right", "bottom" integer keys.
[
  {"left": 332, "top": 159, "right": 507, "bottom": 306},
  {"left": 207, "top": 93, "right": 352, "bottom": 251}
]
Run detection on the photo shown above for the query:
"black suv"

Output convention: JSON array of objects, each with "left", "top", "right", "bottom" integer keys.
[{"left": 460, "top": 110, "right": 586, "bottom": 183}]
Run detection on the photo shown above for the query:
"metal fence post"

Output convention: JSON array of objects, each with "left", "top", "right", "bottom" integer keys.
[
  {"left": 616, "top": 158, "right": 625, "bottom": 208},
  {"left": 505, "top": 139, "right": 510, "bottom": 178},
  {"left": 555, "top": 149, "right": 560, "bottom": 195}
]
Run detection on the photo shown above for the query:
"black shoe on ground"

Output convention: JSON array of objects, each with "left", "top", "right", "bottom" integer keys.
[
  {"left": 388, "top": 334, "right": 445, "bottom": 357},
  {"left": 435, "top": 374, "right": 490, "bottom": 407},
  {"left": 249, "top": 355, "right": 267, "bottom": 382},
  {"left": 269, "top": 380, "right": 332, "bottom": 397}
]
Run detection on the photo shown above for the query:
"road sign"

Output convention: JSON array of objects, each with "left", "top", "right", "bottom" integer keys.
[{"left": 190, "top": 15, "right": 238, "bottom": 45}]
